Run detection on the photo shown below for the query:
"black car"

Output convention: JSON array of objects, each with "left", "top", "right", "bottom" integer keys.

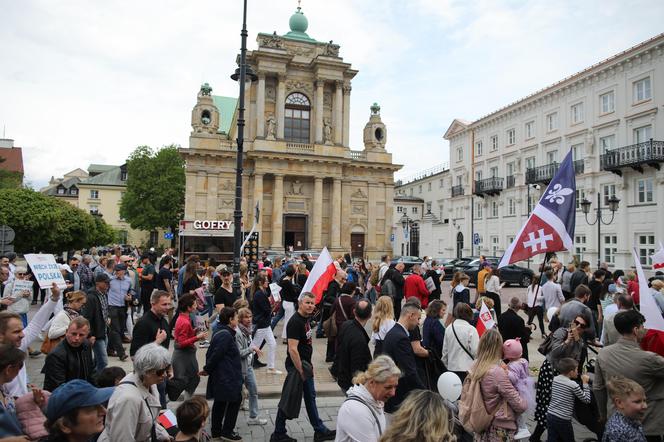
[
  {"left": 499, "top": 264, "right": 534, "bottom": 287},
  {"left": 390, "top": 256, "right": 423, "bottom": 274},
  {"left": 434, "top": 258, "right": 468, "bottom": 280},
  {"left": 455, "top": 257, "right": 500, "bottom": 286}
]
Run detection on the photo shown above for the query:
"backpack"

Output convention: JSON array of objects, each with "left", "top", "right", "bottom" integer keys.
[{"left": 458, "top": 374, "right": 502, "bottom": 434}]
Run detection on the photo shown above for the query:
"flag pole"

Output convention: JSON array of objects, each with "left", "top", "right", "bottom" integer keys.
[{"left": 530, "top": 252, "right": 552, "bottom": 311}]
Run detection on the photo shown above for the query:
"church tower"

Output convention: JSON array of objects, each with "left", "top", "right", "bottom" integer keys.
[
  {"left": 191, "top": 83, "right": 220, "bottom": 135},
  {"left": 363, "top": 102, "right": 387, "bottom": 151}
]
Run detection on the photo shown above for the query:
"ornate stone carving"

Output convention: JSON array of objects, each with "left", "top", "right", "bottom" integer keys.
[
  {"left": 323, "top": 119, "right": 333, "bottom": 145},
  {"left": 342, "top": 85, "right": 352, "bottom": 95},
  {"left": 290, "top": 45, "right": 314, "bottom": 57},
  {"left": 286, "top": 80, "right": 313, "bottom": 96},
  {"left": 323, "top": 92, "right": 332, "bottom": 107},
  {"left": 266, "top": 86, "right": 276, "bottom": 101},
  {"left": 221, "top": 199, "right": 234, "bottom": 208},
  {"left": 258, "top": 32, "right": 284, "bottom": 49},
  {"left": 351, "top": 188, "right": 367, "bottom": 199},
  {"left": 220, "top": 179, "right": 233, "bottom": 192},
  {"left": 266, "top": 114, "right": 276, "bottom": 140},
  {"left": 586, "top": 130, "right": 595, "bottom": 155},
  {"left": 352, "top": 204, "right": 366, "bottom": 215},
  {"left": 287, "top": 180, "right": 304, "bottom": 195},
  {"left": 323, "top": 40, "right": 340, "bottom": 57}
]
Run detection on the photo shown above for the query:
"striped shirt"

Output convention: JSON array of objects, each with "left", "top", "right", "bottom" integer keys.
[{"left": 547, "top": 374, "right": 591, "bottom": 420}]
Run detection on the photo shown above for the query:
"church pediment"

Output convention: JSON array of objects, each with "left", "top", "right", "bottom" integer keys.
[{"left": 443, "top": 119, "right": 471, "bottom": 140}]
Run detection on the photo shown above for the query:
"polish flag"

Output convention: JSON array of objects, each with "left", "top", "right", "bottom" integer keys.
[
  {"left": 157, "top": 409, "right": 178, "bottom": 429},
  {"left": 476, "top": 300, "right": 496, "bottom": 337},
  {"left": 301, "top": 247, "right": 337, "bottom": 305},
  {"left": 633, "top": 247, "right": 664, "bottom": 332},
  {"left": 651, "top": 243, "right": 664, "bottom": 270}
]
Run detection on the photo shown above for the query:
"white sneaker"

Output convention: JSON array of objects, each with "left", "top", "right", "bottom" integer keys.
[
  {"left": 198, "top": 340, "right": 210, "bottom": 348},
  {"left": 513, "top": 427, "right": 531, "bottom": 440},
  {"left": 247, "top": 417, "right": 268, "bottom": 425},
  {"left": 240, "top": 400, "right": 249, "bottom": 411},
  {"left": 266, "top": 368, "right": 283, "bottom": 375}
]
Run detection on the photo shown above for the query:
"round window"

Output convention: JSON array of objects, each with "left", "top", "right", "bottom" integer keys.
[
  {"left": 375, "top": 127, "right": 384, "bottom": 141},
  {"left": 201, "top": 110, "right": 211, "bottom": 125}
]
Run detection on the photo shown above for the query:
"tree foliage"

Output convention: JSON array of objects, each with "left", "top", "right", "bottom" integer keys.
[
  {"left": 120, "top": 144, "right": 185, "bottom": 232},
  {"left": 0, "top": 188, "right": 117, "bottom": 253}
]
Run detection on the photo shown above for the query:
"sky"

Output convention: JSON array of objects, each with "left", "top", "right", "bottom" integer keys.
[{"left": 2, "top": 0, "right": 664, "bottom": 189}]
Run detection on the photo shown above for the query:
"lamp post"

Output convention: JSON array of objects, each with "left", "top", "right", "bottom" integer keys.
[
  {"left": 580, "top": 192, "right": 620, "bottom": 270},
  {"left": 400, "top": 214, "right": 412, "bottom": 256},
  {"left": 230, "top": 0, "right": 258, "bottom": 296}
]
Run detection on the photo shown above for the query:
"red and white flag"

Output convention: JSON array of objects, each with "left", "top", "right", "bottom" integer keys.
[
  {"left": 633, "top": 247, "right": 664, "bottom": 332},
  {"left": 651, "top": 242, "right": 664, "bottom": 270},
  {"left": 301, "top": 247, "right": 337, "bottom": 304},
  {"left": 476, "top": 300, "right": 496, "bottom": 337}
]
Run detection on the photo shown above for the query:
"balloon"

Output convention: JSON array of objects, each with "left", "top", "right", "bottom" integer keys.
[
  {"left": 547, "top": 307, "right": 558, "bottom": 322},
  {"left": 437, "top": 371, "right": 462, "bottom": 402}
]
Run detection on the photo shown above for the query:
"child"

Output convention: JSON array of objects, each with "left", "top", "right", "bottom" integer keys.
[
  {"left": 452, "top": 273, "right": 470, "bottom": 308},
  {"left": 95, "top": 366, "right": 126, "bottom": 388},
  {"left": 175, "top": 396, "right": 211, "bottom": 442},
  {"left": 503, "top": 338, "right": 535, "bottom": 439},
  {"left": 602, "top": 377, "right": 647, "bottom": 442},
  {"left": 546, "top": 357, "right": 591, "bottom": 442}
]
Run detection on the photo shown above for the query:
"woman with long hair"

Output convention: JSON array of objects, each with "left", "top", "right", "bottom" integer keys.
[
  {"left": 250, "top": 274, "right": 281, "bottom": 374},
  {"left": 371, "top": 296, "right": 395, "bottom": 358},
  {"left": 451, "top": 273, "right": 471, "bottom": 309},
  {"left": 172, "top": 294, "right": 207, "bottom": 400},
  {"left": 525, "top": 274, "right": 546, "bottom": 338},
  {"left": 465, "top": 328, "right": 527, "bottom": 441},
  {"left": 379, "top": 390, "right": 456, "bottom": 442},
  {"left": 181, "top": 260, "right": 201, "bottom": 296},
  {"left": 46, "top": 290, "right": 87, "bottom": 347},
  {"left": 423, "top": 300, "right": 447, "bottom": 356},
  {"left": 484, "top": 268, "right": 503, "bottom": 317}
]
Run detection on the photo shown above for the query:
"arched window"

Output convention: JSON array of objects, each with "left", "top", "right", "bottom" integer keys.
[{"left": 284, "top": 92, "right": 311, "bottom": 143}]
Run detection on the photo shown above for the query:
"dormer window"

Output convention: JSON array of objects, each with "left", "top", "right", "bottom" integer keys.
[
  {"left": 70, "top": 188, "right": 78, "bottom": 195},
  {"left": 57, "top": 187, "right": 65, "bottom": 195},
  {"left": 121, "top": 170, "right": 128, "bottom": 181}
]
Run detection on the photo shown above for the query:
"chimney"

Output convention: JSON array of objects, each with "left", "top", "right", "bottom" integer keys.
[{"left": 0, "top": 139, "right": 14, "bottom": 148}]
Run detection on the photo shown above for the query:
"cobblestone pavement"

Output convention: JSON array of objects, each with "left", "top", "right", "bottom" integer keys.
[{"left": 23, "top": 283, "right": 599, "bottom": 441}]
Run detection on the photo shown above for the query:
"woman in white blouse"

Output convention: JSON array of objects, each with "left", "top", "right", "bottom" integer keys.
[
  {"left": 441, "top": 302, "right": 479, "bottom": 383},
  {"left": 484, "top": 267, "right": 504, "bottom": 317}
]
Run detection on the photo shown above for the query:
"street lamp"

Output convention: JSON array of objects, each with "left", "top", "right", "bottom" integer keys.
[
  {"left": 230, "top": 0, "right": 258, "bottom": 297},
  {"left": 580, "top": 192, "right": 620, "bottom": 270},
  {"left": 400, "top": 214, "right": 412, "bottom": 256}
]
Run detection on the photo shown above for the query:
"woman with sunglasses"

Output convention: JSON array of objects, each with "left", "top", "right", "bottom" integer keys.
[
  {"left": 98, "top": 343, "right": 172, "bottom": 442},
  {"left": 531, "top": 312, "right": 592, "bottom": 441}
]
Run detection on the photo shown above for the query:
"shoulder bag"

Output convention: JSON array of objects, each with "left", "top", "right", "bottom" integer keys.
[
  {"left": 344, "top": 396, "right": 382, "bottom": 435},
  {"left": 323, "top": 296, "right": 348, "bottom": 338},
  {"left": 452, "top": 323, "right": 474, "bottom": 360}
]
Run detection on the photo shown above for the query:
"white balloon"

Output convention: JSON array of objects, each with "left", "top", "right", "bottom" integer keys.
[
  {"left": 547, "top": 307, "right": 558, "bottom": 322},
  {"left": 437, "top": 371, "right": 462, "bottom": 402}
]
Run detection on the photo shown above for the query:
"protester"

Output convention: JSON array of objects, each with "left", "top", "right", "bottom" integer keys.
[
  {"left": 130, "top": 290, "right": 172, "bottom": 356},
  {"left": 47, "top": 291, "right": 86, "bottom": 342},
  {"left": 336, "top": 299, "right": 372, "bottom": 393},
  {"left": 422, "top": 299, "right": 446, "bottom": 356},
  {"left": 561, "top": 263, "right": 575, "bottom": 300},
  {"left": 602, "top": 377, "right": 648, "bottom": 442},
  {"left": 383, "top": 301, "right": 425, "bottom": 414},
  {"left": 98, "top": 343, "right": 171, "bottom": 441},
  {"left": 42, "top": 379, "right": 114, "bottom": 442},
  {"left": 546, "top": 357, "right": 591, "bottom": 442},
  {"left": 370, "top": 296, "right": 395, "bottom": 358},
  {"left": 484, "top": 267, "right": 503, "bottom": 317},
  {"left": 559, "top": 284, "right": 598, "bottom": 341},
  {"left": 378, "top": 389, "right": 456, "bottom": 442},
  {"left": 382, "top": 263, "right": 405, "bottom": 320},
  {"left": 318, "top": 270, "right": 345, "bottom": 339},
  {"left": 329, "top": 282, "right": 356, "bottom": 360},
  {"left": 441, "top": 302, "right": 478, "bottom": 383},
  {"left": 498, "top": 297, "right": 532, "bottom": 361},
  {"left": 569, "top": 261, "right": 590, "bottom": 295},
  {"left": 172, "top": 294, "right": 207, "bottom": 400},
  {"left": 503, "top": 338, "right": 535, "bottom": 439},
  {"left": 451, "top": 272, "right": 470, "bottom": 309},
  {"left": 423, "top": 260, "right": 442, "bottom": 302},
  {"left": 174, "top": 396, "right": 210, "bottom": 442},
  {"left": 138, "top": 255, "right": 156, "bottom": 314},
  {"left": 180, "top": 260, "right": 201, "bottom": 297},
  {"left": 278, "top": 266, "right": 299, "bottom": 344},
  {"left": 403, "top": 264, "right": 430, "bottom": 308},
  {"left": 250, "top": 274, "right": 281, "bottom": 374},
  {"left": 214, "top": 269, "right": 236, "bottom": 311},
  {"left": 234, "top": 307, "right": 267, "bottom": 426},
  {"left": 95, "top": 366, "right": 126, "bottom": 388},
  {"left": 594, "top": 309, "right": 664, "bottom": 440},
  {"left": 0, "top": 343, "right": 27, "bottom": 438},
  {"left": 83, "top": 273, "right": 111, "bottom": 372},
  {"left": 601, "top": 293, "right": 634, "bottom": 346},
  {"left": 155, "top": 256, "right": 174, "bottom": 296},
  {"left": 476, "top": 263, "right": 490, "bottom": 304},
  {"left": 107, "top": 264, "right": 133, "bottom": 362},
  {"left": 588, "top": 269, "right": 606, "bottom": 337},
  {"left": 77, "top": 255, "right": 95, "bottom": 293},
  {"left": 204, "top": 307, "right": 243, "bottom": 441},
  {"left": 3, "top": 267, "right": 32, "bottom": 327},
  {"left": 270, "top": 292, "right": 336, "bottom": 442},
  {"left": 541, "top": 269, "right": 565, "bottom": 312},
  {"left": 42, "top": 317, "right": 95, "bottom": 392}
]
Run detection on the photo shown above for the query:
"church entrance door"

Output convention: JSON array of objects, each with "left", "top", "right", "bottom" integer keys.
[{"left": 284, "top": 215, "right": 307, "bottom": 251}]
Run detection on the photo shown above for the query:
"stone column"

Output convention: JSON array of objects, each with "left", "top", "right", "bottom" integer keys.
[
  {"left": 276, "top": 74, "right": 286, "bottom": 139},
  {"left": 271, "top": 174, "right": 284, "bottom": 249},
  {"left": 367, "top": 183, "right": 378, "bottom": 251},
  {"left": 342, "top": 84, "right": 351, "bottom": 147},
  {"left": 244, "top": 79, "right": 253, "bottom": 140},
  {"left": 256, "top": 73, "right": 266, "bottom": 138},
  {"left": 311, "top": 177, "right": 323, "bottom": 248},
  {"left": 334, "top": 81, "right": 343, "bottom": 144},
  {"left": 315, "top": 79, "right": 324, "bottom": 143},
  {"left": 384, "top": 181, "right": 394, "bottom": 254},
  {"left": 253, "top": 173, "right": 263, "bottom": 234},
  {"left": 207, "top": 173, "right": 218, "bottom": 219},
  {"left": 331, "top": 177, "right": 342, "bottom": 249}
]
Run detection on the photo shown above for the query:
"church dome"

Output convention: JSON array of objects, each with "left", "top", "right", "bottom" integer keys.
[{"left": 289, "top": 7, "right": 308, "bottom": 33}]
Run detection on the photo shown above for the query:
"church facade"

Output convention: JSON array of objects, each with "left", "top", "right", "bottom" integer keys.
[{"left": 180, "top": 7, "right": 400, "bottom": 263}]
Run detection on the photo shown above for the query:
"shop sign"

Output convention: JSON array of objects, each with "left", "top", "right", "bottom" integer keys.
[{"left": 193, "top": 220, "right": 233, "bottom": 230}]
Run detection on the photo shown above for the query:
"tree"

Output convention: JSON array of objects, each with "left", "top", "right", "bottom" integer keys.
[
  {"left": 0, "top": 188, "right": 117, "bottom": 253},
  {"left": 0, "top": 157, "right": 22, "bottom": 189},
  {"left": 120, "top": 144, "right": 185, "bottom": 244}
]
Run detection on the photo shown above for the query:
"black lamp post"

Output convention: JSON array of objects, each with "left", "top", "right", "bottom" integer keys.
[
  {"left": 580, "top": 192, "right": 620, "bottom": 270},
  {"left": 400, "top": 214, "right": 412, "bottom": 256},
  {"left": 230, "top": 0, "right": 257, "bottom": 296}
]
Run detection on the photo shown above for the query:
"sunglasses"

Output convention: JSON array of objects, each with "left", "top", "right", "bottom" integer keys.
[
  {"left": 154, "top": 366, "right": 171, "bottom": 376},
  {"left": 573, "top": 320, "right": 587, "bottom": 328}
]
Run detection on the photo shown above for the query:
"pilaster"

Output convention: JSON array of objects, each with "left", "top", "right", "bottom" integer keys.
[
  {"left": 342, "top": 84, "right": 352, "bottom": 147},
  {"left": 315, "top": 80, "right": 325, "bottom": 143},
  {"left": 331, "top": 177, "right": 342, "bottom": 248},
  {"left": 334, "top": 81, "right": 343, "bottom": 144},
  {"left": 256, "top": 73, "right": 266, "bottom": 138},
  {"left": 276, "top": 74, "right": 286, "bottom": 140},
  {"left": 311, "top": 177, "right": 323, "bottom": 248},
  {"left": 271, "top": 174, "right": 284, "bottom": 249}
]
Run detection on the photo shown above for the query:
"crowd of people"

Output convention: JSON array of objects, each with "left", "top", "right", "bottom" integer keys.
[{"left": 1, "top": 248, "right": 664, "bottom": 441}]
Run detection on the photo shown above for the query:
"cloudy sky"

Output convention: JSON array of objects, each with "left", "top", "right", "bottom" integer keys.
[{"left": 2, "top": 0, "right": 663, "bottom": 188}]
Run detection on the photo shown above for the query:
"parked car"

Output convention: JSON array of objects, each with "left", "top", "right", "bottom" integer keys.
[
  {"left": 390, "top": 256, "right": 423, "bottom": 274},
  {"left": 433, "top": 258, "right": 467, "bottom": 280},
  {"left": 452, "top": 256, "right": 499, "bottom": 275},
  {"left": 499, "top": 264, "right": 535, "bottom": 287}
]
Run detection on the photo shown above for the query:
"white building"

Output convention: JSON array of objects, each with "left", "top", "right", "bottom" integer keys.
[{"left": 410, "top": 33, "right": 664, "bottom": 271}]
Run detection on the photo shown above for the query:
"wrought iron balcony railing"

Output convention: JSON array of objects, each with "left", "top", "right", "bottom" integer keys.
[
  {"left": 525, "top": 159, "right": 584, "bottom": 185},
  {"left": 600, "top": 139, "right": 664, "bottom": 176},
  {"left": 451, "top": 185, "right": 464, "bottom": 197},
  {"left": 474, "top": 177, "right": 504, "bottom": 197}
]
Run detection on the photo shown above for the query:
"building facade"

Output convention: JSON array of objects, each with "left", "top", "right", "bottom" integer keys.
[
  {"left": 180, "top": 7, "right": 400, "bottom": 263},
  {"left": 412, "top": 33, "right": 664, "bottom": 271}
]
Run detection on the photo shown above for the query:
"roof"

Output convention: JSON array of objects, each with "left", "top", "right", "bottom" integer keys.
[
  {"left": 394, "top": 194, "right": 424, "bottom": 202},
  {"left": 0, "top": 147, "right": 24, "bottom": 174},
  {"left": 212, "top": 95, "right": 238, "bottom": 135},
  {"left": 79, "top": 164, "right": 126, "bottom": 187},
  {"left": 88, "top": 164, "right": 117, "bottom": 174},
  {"left": 42, "top": 176, "right": 81, "bottom": 196}
]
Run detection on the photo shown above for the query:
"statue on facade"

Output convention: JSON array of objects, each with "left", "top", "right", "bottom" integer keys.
[
  {"left": 289, "top": 180, "right": 304, "bottom": 195},
  {"left": 323, "top": 118, "right": 333, "bottom": 145},
  {"left": 199, "top": 82, "right": 212, "bottom": 96},
  {"left": 266, "top": 114, "right": 277, "bottom": 140}
]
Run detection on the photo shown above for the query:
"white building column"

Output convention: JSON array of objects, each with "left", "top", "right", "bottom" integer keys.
[
  {"left": 334, "top": 81, "right": 343, "bottom": 144},
  {"left": 315, "top": 79, "right": 324, "bottom": 143},
  {"left": 276, "top": 75, "right": 286, "bottom": 140},
  {"left": 256, "top": 73, "right": 266, "bottom": 138},
  {"left": 207, "top": 173, "right": 218, "bottom": 219},
  {"left": 342, "top": 83, "right": 351, "bottom": 147}
]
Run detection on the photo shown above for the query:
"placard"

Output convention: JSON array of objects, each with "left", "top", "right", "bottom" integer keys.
[
  {"left": 269, "top": 282, "right": 282, "bottom": 303},
  {"left": 24, "top": 254, "right": 68, "bottom": 289},
  {"left": 424, "top": 277, "right": 436, "bottom": 293},
  {"left": 10, "top": 279, "right": 34, "bottom": 299}
]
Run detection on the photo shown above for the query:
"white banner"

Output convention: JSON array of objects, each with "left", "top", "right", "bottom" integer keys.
[
  {"left": 24, "top": 254, "right": 67, "bottom": 289},
  {"left": 10, "top": 279, "right": 34, "bottom": 299}
]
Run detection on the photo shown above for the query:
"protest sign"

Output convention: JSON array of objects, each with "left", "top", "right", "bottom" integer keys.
[
  {"left": 10, "top": 279, "right": 34, "bottom": 299},
  {"left": 269, "top": 282, "right": 282, "bottom": 303},
  {"left": 424, "top": 277, "right": 436, "bottom": 293},
  {"left": 24, "top": 254, "right": 67, "bottom": 289}
]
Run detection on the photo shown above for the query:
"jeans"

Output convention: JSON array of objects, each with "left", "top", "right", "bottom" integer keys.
[
  {"left": 273, "top": 375, "right": 327, "bottom": 435},
  {"left": 270, "top": 304, "right": 285, "bottom": 330},
  {"left": 245, "top": 366, "right": 259, "bottom": 418},
  {"left": 108, "top": 306, "right": 127, "bottom": 358},
  {"left": 211, "top": 400, "right": 241, "bottom": 437},
  {"left": 92, "top": 338, "right": 108, "bottom": 373},
  {"left": 281, "top": 301, "right": 295, "bottom": 339},
  {"left": 546, "top": 413, "right": 575, "bottom": 442}
]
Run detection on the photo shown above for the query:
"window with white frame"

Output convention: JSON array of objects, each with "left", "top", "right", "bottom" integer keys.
[
  {"left": 506, "top": 162, "right": 514, "bottom": 176},
  {"left": 475, "top": 141, "right": 483, "bottom": 156},
  {"left": 490, "top": 236, "right": 499, "bottom": 256},
  {"left": 475, "top": 170, "right": 483, "bottom": 181},
  {"left": 426, "top": 202, "right": 432, "bottom": 213},
  {"left": 397, "top": 206, "right": 403, "bottom": 213},
  {"left": 546, "top": 112, "right": 558, "bottom": 132},
  {"left": 603, "top": 184, "right": 616, "bottom": 205},
  {"left": 571, "top": 144, "right": 582, "bottom": 161},
  {"left": 636, "top": 178, "right": 653, "bottom": 203},
  {"left": 507, "top": 128, "right": 516, "bottom": 145},
  {"left": 439, "top": 204, "right": 444, "bottom": 220},
  {"left": 70, "top": 188, "right": 78, "bottom": 195},
  {"left": 456, "top": 176, "right": 463, "bottom": 186},
  {"left": 600, "top": 135, "right": 615, "bottom": 153},
  {"left": 508, "top": 198, "right": 516, "bottom": 216},
  {"left": 604, "top": 235, "right": 618, "bottom": 264},
  {"left": 491, "top": 201, "right": 498, "bottom": 218},
  {"left": 412, "top": 207, "right": 418, "bottom": 214},
  {"left": 507, "top": 235, "right": 515, "bottom": 246},
  {"left": 638, "top": 234, "right": 655, "bottom": 266},
  {"left": 600, "top": 91, "right": 615, "bottom": 114},
  {"left": 525, "top": 121, "right": 535, "bottom": 139},
  {"left": 528, "top": 195, "right": 537, "bottom": 214},
  {"left": 525, "top": 156, "right": 536, "bottom": 170},
  {"left": 490, "top": 166, "right": 498, "bottom": 178},
  {"left": 575, "top": 188, "right": 586, "bottom": 210},
  {"left": 491, "top": 135, "right": 498, "bottom": 151},
  {"left": 456, "top": 146, "right": 463, "bottom": 162},
  {"left": 571, "top": 102, "right": 584, "bottom": 124},
  {"left": 439, "top": 179, "right": 444, "bottom": 188},
  {"left": 546, "top": 150, "right": 558, "bottom": 164},
  {"left": 475, "top": 202, "right": 483, "bottom": 219},
  {"left": 634, "top": 125, "right": 652, "bottom": 144},
  {"left": 633, "top": 77, "right": 652, "bottom": 103},
  {"left": 428, "top": 182, "right": 432, "bottom": 191},
  {"left": 90, "top": 189, "right": 99, "bottom": 199},
  {"left": 575, "top": 235, "right": 587, "bottom": 261},
  {"left": 57, "top": 187, "right": 65, "bottom": 195}
]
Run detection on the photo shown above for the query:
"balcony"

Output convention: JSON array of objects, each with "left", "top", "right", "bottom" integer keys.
[
  {"left": 506, "top": 175, "right": 516, "bottom": 188},
  {"left": 600, "top": 139, "right": 664, "bottom": 176},
  {"left": 525, "top": 159, "right": 584, "bottom": 185},
  {"left": 474, "top": 177, "right": 504, "bottom": 197},
  {"left": 451, "top": 185, "right": 464, "bottom": 197}
]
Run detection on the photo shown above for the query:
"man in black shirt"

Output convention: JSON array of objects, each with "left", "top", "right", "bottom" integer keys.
[
  {"left": 130, "top": 290, "right": 172, "bottom": 356},
  {"left": 214, "top": 269, "right": 236, "bottom": 309},
  {"left": 271, "top": 292, "right": 335, "bottom": 442},
  {"left": 156, "top": 256, "right": 174, "bottom": 296},
  {"left": 335, "top": 300, "right": 372, "bottom": 392}
]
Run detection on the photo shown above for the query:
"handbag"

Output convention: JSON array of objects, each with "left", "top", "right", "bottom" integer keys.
[
  {"left": 538, "top": 329, "right": 567, "bottom": 356},
  {"left": 322, "top": 297, "right": 348, "bottom": 338},
  {"left": 40, "top": 335, "right": 63, "bottom": 354}
]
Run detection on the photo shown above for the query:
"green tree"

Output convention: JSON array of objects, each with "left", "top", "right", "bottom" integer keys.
[
  {"left": 120, "top": 144, "right": 185, "bottom": 243},
  {"left": 0, "top": 157, "right": 23, "bottom": 189},
  {"left": 0, "top": 188, "right": 117, "bottom": 253}
]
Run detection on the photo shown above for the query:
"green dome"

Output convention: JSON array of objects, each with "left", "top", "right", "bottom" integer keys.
[{"left": 289, "top": 7, "right": 308, "bottom": 33}]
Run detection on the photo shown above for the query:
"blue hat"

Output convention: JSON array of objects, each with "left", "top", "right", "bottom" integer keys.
[
  {"left": 608, "top": 283, "right": 618, "bottom": 293},
  {"left": 115, "top": 263, "right": 127, "bottom": 271},
  {"left": 46, "top": 380, "right": 114, "bottom": 421}
]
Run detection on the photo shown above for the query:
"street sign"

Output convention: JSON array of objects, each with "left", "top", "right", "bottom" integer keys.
[
  {"left": 164, "top": 232, "right": 174, "bottom": 240},
  {"left": 473, "top": 233, "right": 481, "bottom": 245}
]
